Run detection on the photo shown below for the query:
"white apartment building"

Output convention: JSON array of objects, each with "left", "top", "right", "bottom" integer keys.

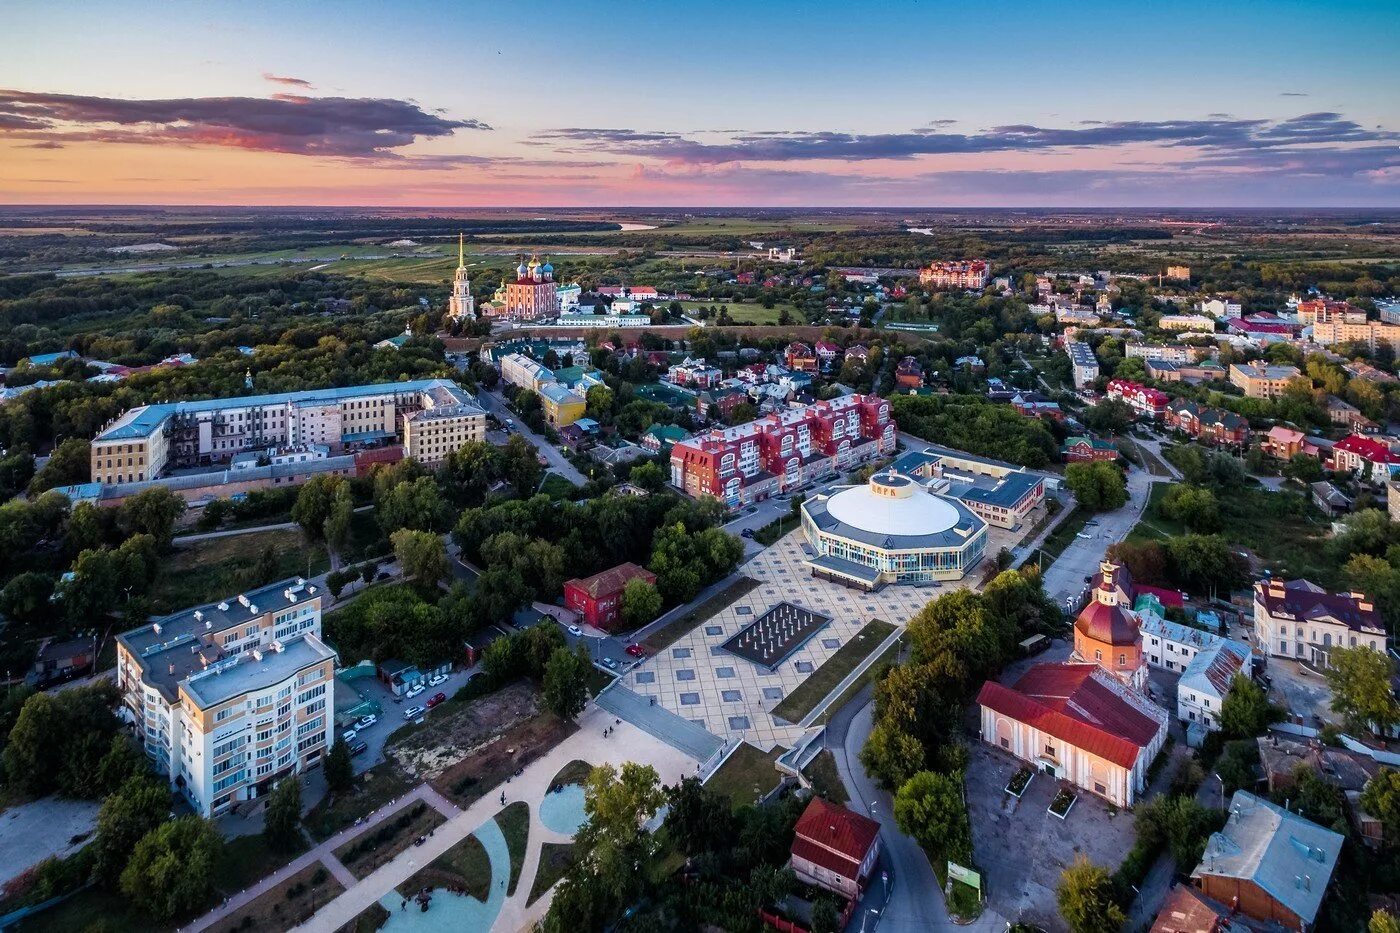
[
  {"left": 1067, "top": 341, "right": 1100, "bottom": 390},
  {"left": 116, "top": 578, "right": 336, "bottom": 816},
  {"left": 91, "top": 379, "right": 484, "bottom": 483},
  {"left": 499, "top": 353, "right": 555, "bottom": 393},
  {"left": 1253, "top": 578, "right": 1387, "bottom": 669},
  {"left": 1140, "top": 613, "right": 1253, "bottom": 731}
]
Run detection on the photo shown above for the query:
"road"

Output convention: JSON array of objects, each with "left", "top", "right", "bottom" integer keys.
[
  {"left": 477, "top": 388, "right": 587, "bottom": 486},
  {"left": 1040, "top": 465, "right": 1161, "bottom": 607},
  {"left": 826, "top": 684, "right": 1007, "bottom": 933}
]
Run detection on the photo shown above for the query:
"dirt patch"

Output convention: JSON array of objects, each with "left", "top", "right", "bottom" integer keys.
[
  {"left": 433, "top": 713, "right": 578, "bottom": 810},
  {"left": 387, "top": 681, "right": 542, "bottom": 780}
]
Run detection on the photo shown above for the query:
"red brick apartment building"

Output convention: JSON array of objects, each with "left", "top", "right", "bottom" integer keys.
[
  {"left": 1107, "top": 379, "right": 1170, "bottom": 419},
  {"left": 918, "top": 259, "right": 990, "bottom": 289},
  {"left": 669, "top": 395, "right": 895, "bottom": 506}
]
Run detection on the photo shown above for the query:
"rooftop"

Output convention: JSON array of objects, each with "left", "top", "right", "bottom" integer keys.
[{"left": 183, "top": 635, "right": 336, "bottom": 709}]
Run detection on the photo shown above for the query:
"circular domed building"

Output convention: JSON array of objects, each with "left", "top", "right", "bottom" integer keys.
[
  {"left": 1072, "top": 561, "right": 1147, "bottom": 689},
  {"left": 800, "top": 471, "right": 987, "bottom": 589}
]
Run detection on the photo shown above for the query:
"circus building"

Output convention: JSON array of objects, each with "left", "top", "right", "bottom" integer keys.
[
  {"left": 495, "top": 254, "right": 560, "bottom": 321},
  {"left": 1072, "top": 560, "right": 1148, "bottom": 690}
]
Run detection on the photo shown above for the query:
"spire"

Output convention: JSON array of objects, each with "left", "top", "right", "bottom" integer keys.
[{"left": 457, "top": 233, "right": 464, "bottom": 269}]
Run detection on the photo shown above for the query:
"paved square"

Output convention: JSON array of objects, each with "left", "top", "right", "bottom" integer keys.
[{"left": 628, "top": 520, "right": 1035, "bottom": 750}]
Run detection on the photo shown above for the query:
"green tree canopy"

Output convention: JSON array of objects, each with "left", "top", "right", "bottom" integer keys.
[
  {"left": 1056, "top": 855, "right": 1127, "bottom": 933},
  {"left": 120, "top": 815, "right": 223, "bottom": 921}
]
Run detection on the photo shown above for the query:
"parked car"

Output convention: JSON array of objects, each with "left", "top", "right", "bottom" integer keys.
[
  {"left": 602, "top": 657, "right": 617, "bottom": 669},
  {"left": 355, "top": 715, "right": 377, "bottom": 730},
  {"left": 341, "top": 729, "right": 358, "bottom": 744},
  {"left": 428, "top": 673, "right": 448, "bottom": 687},
  {"left": 426, "top": 692, "right": 447, "bottom": 709},
  {"left": 349, "top": 740, "right": 369, "bottom": 757},
  {"left": 625, "top": 643, "right": 646, "bottom": 658},
  {"left": 741, "top": 528, "right": 755, "bottom": 539},
  {"left": 404, "top": 683, "right": 425, "bottom": 699},
  {"left": 404, "top": 705, "right": 426, "bottom": 719},
  {"left": 567, "top": 624, "right": 583, "bottom": 637}
]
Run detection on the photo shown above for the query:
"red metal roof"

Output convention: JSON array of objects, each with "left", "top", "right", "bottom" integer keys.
[
  {"left": 1075, "top": 598, "right": 1141, "bottom": 646},
  {"left": 977, "top": 663, "right": 1161, "bottom": 769},
  {"left": 1135, "top": 584, "right": 1185, "bottom": 609},
  {"left": 563, "top": 562, "right": 656, "bottom": 600},
  {"left": 792, "top": 797, "right": 879, "bottom": 880},
  {"left": 1334, "top": 433, "right": 1398, "bottom": 464}
]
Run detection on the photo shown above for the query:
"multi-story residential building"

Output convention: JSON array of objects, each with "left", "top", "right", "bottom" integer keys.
[
  {"left": 1343, "top": 360, "right": 1399, "bottom": 384},
  {"left": 90, "top": 379, "right": 484, "bottom": 484},
  {"left": 918, "top": 260, "right": 989, "bottom": 289},
  {"left": 1067, "top": 341, "right": 1100, "bottom": 390},
  {"left": 1126, "top": 343, "right": 1211, "bottom": 364},
  {"left": 785, "top": 342, "right": 818, "bottom": 373},
  {"left": 894, "top": 356, "right": 924, "bottom": 390},
  {"left": 1197, "top": 298, "right": 1242, "bottom": 319},
  {"left": 115, "top": 578, "right": 335, "bottom": 817},
  {"left": 500, "top": 353, "right": 555, "bottom": 393},
  {"left": 667, "top": 357, "right": 723, "bottom": 389},
  {"left": 1329, "top": 433, "right": 1399, "bottom": 482},
  {"left": 1253, "top": 578, "right": 1387, "bottom": 669},
  {"left": 1140, "top": 614, "right": 1251, "bottom": 731},
  {"left": 400, "top": 382, "right": 490, "bottom": 464},
  {"left": 1164, "top": 400, "right": 1250, "bottom": 446},
  {"left": 1228, "top": 363, "right": 1302, "bottom": 399},
  {"left": 1311, "top": 319, "right": 1400, "bottom": 355},
  {"left": 538, "top": 383, "right": 587, "bottom": 427},
  {"left": 1296, "top": 299, "right": 1367, "bottom": 326},
  {"left": 492, "top": 255, "right": 560, "bottom": 321},
  {"left": 1158, "top": 314, "right": 1217, "bottom": 332},
  {"left": 1146, "top": 360, "right": 1227, "bottom": 384},
  {"left": 669, "top": 394, "right": 895, "bottom": 506},
  {"left": 1165, "top": 265, "right": 1191, "bottom": 281},
  {"left": 1107, "top": 379, "right": 1170, "bottom": 419}
]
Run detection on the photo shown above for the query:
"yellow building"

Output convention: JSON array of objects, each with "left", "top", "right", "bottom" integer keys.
[
  {"left": 1311, "top": 319, "right": 1400, "bottom": 354},
  {"left": 539, "top": 382, "right": 587, "bottom": 427},
  {"left": 1228, "top": 363, "right": 1302, "bottom": 399},
  {"left": 115, "top": 577, "right": 335, "bottom": 817}
]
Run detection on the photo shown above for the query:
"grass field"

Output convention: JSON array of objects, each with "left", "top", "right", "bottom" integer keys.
[
  {"left": 802, "top": 749, "right": 849, "bottom": 806},
  {"left": 154, "top": 529, "right": 329, "bottom": 612},
  {"left": 771, "top": 619, "right": 897, "bottom": 723},
  {"left": 398, "top": 832, "right": 491, "bottom": 902},
  {"left": 335, "top": 801, "right": 446, "bottom": 879},
  {"left": 703, "top": 742, "right": 785, "bottom": 810},
  {"left": 304, "top": 762, "right": 417, "bottom": 841},
  {"left": 205, "top": 861, "right": 344, "bottom": 933},
  {"left": 752, "top": 513, "right": 801, "bottom": 545},
  {"left": 676, "top": 301, "right": 797, "bottom": 325},
  {"left": 526, "top": 842, "right": 578, "bottom": 905}
]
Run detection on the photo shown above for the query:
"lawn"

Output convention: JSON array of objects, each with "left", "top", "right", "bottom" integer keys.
[
  {"left": 205, "top": 861, "right": 344, "bottom": 933},
  {"left": 334, "top": 800, "right": 446, "bottom": 879},
  {"left": 676, "top": 301, "right": 797, "bottom": 325},
  {"left": 538, "top": 473, "right": 577, "bottom": 500},
  {"left": 1035, "top": 507, "right": 1092, "bottom": 569},
  {"left": 498, "top": 802, "right": 531, "bottom": 895},
  {"left": 153, "top": 529, "right": 329, "bottom": 612},
  {"left": 703, "top": 742, "right": 785, "bottom": 810},
  {"left": 752, "top": 513, "right": 800, "bottom": 546},
  {"left": 526, "top": 842, "right": 578, "bottom": 906},
  {"left": 12, "top": 887, "right": 157, "bottom": 933},
  {"left": 822, "top": 633, "right": 903, "bottom": 716},
  {"left": 771, "top": 619, "right": 897, "bottom": 723},
  {"left": 549, "top": 759, "right": 594, "bottom": 788},
  {"left": 585, "top": 665, "right": 615, "bottom": 696},
  {"left": 398, "top": 832, "right": 491, "bottom": 902},
  {"left": 215, "top": 833, "right": 307, "bottom": 896},
  {"left": 304, "top": 761, "right": 417, "bottom": 841},
  {"left": 802, "top": 750, "right": 849, "bottom": 806},
  {"left": 641, "top": 576, "right": 760, "bottom": 652}
]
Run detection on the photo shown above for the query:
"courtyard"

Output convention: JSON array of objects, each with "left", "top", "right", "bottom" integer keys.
[{"left": 621, "top": 517, "right": 1034, "bottom": 751}]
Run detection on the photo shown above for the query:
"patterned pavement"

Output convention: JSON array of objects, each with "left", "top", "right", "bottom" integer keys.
[{"left": 626, "top": 518, "right": 1036, "bottom": 751}]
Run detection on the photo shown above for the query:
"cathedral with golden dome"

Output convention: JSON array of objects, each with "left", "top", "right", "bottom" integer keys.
[
  {"left": 1072, "top": 560, "right": 1148, "bottom": 690},
  {"left": 494, "top": 253, "right": 560, "bottom": 321}
]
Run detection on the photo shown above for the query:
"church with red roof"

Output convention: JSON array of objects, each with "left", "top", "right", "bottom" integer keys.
[{"left": 1071, "top": 560, "right": 1149, "bottom": 690}]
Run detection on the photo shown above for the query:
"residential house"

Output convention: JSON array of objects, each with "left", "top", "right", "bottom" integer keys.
[
  {"left": 895, "top": 356, "right": 924, "bottom": 390},
  {"left": 1107, "top": 379, "right": 1170, "bottom": 419},
  {"left": 785, "top": 342, "right": 818, "bottom": 373},
  {"left": 538, "top": 383, "right": 587, "bottom": 428},
  {"left": 1261, "top": 426, "right": 1317, "bottom": 461},
  {"left": 1256, "top": 734, "right": 1376, "bottom": 798},
  {"left": 1011, "top": 391, "right": 1064, "bottom": 422},
  {"left": 814, "top": 341, "right": 842, "bottom": 370},
  {"left": 1229, "top": 363, "right": 1302, "bottom": 400},
  {"left": 1150, "top": 884, "right": 1254, "bottom": 933},
  {"left": 26, "top": 634, "right": 98, "bottom": 688},
  {"left": 1165, "top": 400, "right": 1250, "bottom": 446},
  {"left": 1325, "top": 396, "right": 1377, "bottom": 433},
  {"left": 562, "top": 562, "right": 657, "bottom": 631},
  {"left": 1253, "top": 578, "right": 1387, "bottom": 669},
  {"left": 1191, "top": 791, "right": 1343, "bottom": 931},
  {"left": 1310, "top": 481, "right": 1352, "bottom": 518},
  {"left": 667, "top": 357, "right": 723, "bottom": 389},
  {"left": 976, "top": 662, "right": 1169, "bottom": 807},
  {"left": 1330, "top": 433, "right": 1399, "bottom": 482},
  {"left": 641, "top": 423, "right": 689, "bottom": 456},
  {"left": 1063, "top": 436, "right": 1119, "bottom": 462},
  {"left": 790, "top": 797, "right": 882, "bottom": 901}
]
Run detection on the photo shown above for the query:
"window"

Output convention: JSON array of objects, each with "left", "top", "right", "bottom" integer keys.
[
  {"left": 215, "top": 707, "right": 234, "bottom": 723},
  {"left": 1000, "top": 737, "right": 1009, "bottom": 749},
  {"left": 1094, "top": 650, "right": 1102, "bottom": 661},
  {"left": 1118, "top": 654, "right": 1126, "bottom": 666},
  {"left": 1094, "top": 782, "right": 1106, "bottom": 794},
  {"left": 1045, "top": 743, "right": 1055, "bottom": 756}
]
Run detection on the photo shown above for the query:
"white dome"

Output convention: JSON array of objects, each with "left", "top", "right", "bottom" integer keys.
[{"left": 825, "top": 475, "right": 961, "bottom": 538}]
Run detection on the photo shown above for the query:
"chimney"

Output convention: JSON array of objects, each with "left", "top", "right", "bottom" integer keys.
[{"left": 168, "top": 662, "right": 174, "bottom": 675}]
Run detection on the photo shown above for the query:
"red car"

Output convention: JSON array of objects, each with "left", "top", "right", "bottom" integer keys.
[
  {"left": 625, "top": 644, "right": 646, "bottom": 658},
  {"left": 426, "top": 692, "right": 447, "bottom": 709}
]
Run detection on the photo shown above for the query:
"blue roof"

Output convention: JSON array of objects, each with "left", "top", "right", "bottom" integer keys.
[
  {"left": 26, "top": 350, "right": 79, "bottom": 366},
  {"left": 951, "top": 470, "right": 1040, "bottom": 509},
  {"left": 96, "top": 379, "right": 469, "bottom": 442}
]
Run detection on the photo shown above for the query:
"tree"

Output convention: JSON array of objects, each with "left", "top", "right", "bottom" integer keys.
[
  {"left": 1359, "top": 769, "right": 1400, "bottom": 845},
  {"left": 1372, "top": 910, "right": 1400, "bottom": 933},
  {"left": 893, "top": 770, "right": 972, "bottom": 864},
  {"left": 27, "top": 437, "right": 90, "bottom": 495},
  {"left": 1056, "top": 855, "right": 1126, "bottom": 933},
  {"left": 120, "top": 815, "right": 223, "bottom": 921},
  {"left": 1064, "top": 462, "right": 1128, "bottom": 512},
  {"left": 0, "top": 572, "right": 55, "bottom": 626},
  {"left": 542, "top": 646, "right": 590, "bottom": 720},
  {"left": 860, "top": 721, "right": 926, "bottom": 791},
  {"left": 324, "top": 482, "right": 355, "bottom": 555},
  {"left": 1081, "top": 399, "right": 1133, "bottom": 434},
  {"left": 263, "top": 775, "right": 303, "bottom": 852},
  {"left": 1325, "top": 646, "right": 1400, "bottom": 738},
  {"left": 377, "top": 475, "right": 450, "bottom": 534},
  {"left": 325, "top": 740, "right": 354, "bottom": 797},
  {"left": 811, "top": 898, "right": 840, "bottom": 933},
  {"left": 662, "top": 776, "right": 736, "bottom": 857},
  {"left": 93, "top": 775, "right": 171, "bottom": 886},
  {"left": 585, "top": 384, "right": 615, "bottom": 425},
  {"left": 1159, "top": 485, "right": 1220, "bottom": 533},
  {"left": 390, "top": 528, "right": 449, "bottom": 588},
  {"left": 1284, "top": 453, "right": 1324, "bottom": 484},
  {"left": 118, "top": 486, "right": 186, "bottom": 547},
  {"left": 1219, "top": 673, "right": 1274, "bottom": 739},
  {"left": 620, "top": 577, "right": 662, "bottom": 629},
  {"left": 1165, "top": 534, "right": 1248, "bottom": 596},
  {"left": 501, "top": 433, "right": 544, "bottom": 493}
]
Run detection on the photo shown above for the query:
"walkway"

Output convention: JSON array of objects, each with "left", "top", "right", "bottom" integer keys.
[
  {"left": 181, "top": 783, "right": 459, "bottom": 933},
  {"left": 292, "top": 703, "right": 699, "bottom": 932},
  {"left": 594, "top": 683, "right": 724, "bottom": 761},
  {"left": 478, "top": 389, "right": 586, "bottom": 486}
]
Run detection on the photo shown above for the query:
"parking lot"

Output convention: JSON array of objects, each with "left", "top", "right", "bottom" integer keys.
[
  {"left": 966, "top": 740, "right": 1139, "bottom": 931},
  {"left": 335, "top": 665, "right": 482, "bottom": 775}
]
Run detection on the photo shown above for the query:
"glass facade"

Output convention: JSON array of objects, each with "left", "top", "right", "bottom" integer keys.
[{"left": 802, "top": 511, "right": 987, "bottom": 583}]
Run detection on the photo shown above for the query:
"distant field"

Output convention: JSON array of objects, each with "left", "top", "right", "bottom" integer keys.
[
  {"left": 677, "top": 301, "right": 794, "bottom": 324},
  {"left": 154, "top": 529, "right": 329, "bottom": 612}
]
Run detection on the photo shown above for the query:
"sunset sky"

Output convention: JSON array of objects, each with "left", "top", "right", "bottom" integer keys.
[{"left": 3, "top": 0, "right": 1398, "bottom": 207}]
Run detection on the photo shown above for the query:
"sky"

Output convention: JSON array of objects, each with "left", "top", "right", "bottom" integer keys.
[{"left": 2, "top": 0, "right": 1399, "bottom": 207}]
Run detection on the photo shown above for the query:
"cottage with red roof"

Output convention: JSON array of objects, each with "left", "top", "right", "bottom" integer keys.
[
  {"left": 785, "top": 342, "right": 818, "bottom": 373},
  {"left": 1329, "top": 433, "right": 1399, "bottom": 482},
  {"left": 562, "top": 562, "right": 657, "bottom": 631},
  {"left": 977, "top": 662, "right": 1169, "bottom": 806},
  {"left": 814, "top": 340, "right": 842, "bottom": 369},
  {"left": 894, "top": 356, "right": 924, "bottom": 390},
  {"left": 790, "top": 797, "right": 882, "bottom": 900}
]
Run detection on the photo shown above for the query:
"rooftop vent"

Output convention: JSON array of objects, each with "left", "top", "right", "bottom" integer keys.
[
  {"left": 193, "top": 610, "right": 203, "bottom": 622},
  {"left": 237, "top": 594, "right": 250, "bottom": 607},
  {"left": 217, "top": 602, "right": 229, "bottom": 611},
  {"left": 252, "top": 649, "right": 263, "bottom": 662},
  {"left": 152, "top": 622, "right": 162, "bottom": 635},
  {"left": 248, "top": 604, "right": 257, "bottom": 614}
]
